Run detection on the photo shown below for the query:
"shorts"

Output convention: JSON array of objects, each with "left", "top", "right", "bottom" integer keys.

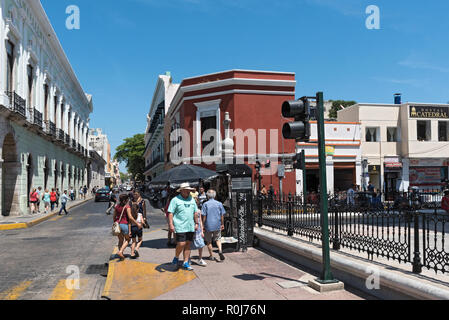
[
  {"left": 176, "top": 232, "right": 194, "bottom": 243},
  {"left": 119, "top": 224, "right": 129, "bottom": 235},
  {"left": 204, "top": 231, "right": 222, "bottom": 244},
  {"left": 44, "top": 201, "right": 50, "bottom": 207},
  {"left": 131, "top": 226, "right": 143, "bottom": 238}
]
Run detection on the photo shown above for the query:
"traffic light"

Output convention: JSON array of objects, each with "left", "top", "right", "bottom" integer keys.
[
  {"left": 282, "top": 97, "right": 311, "bottom": 142},
  {"left": 293, "top": 150, "right": 305, "bottom": 170}
]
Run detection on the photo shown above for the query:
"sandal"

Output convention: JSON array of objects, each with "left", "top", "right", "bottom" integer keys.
[{"left": 117, "top": 252, "right": 125, "bottom": 260}]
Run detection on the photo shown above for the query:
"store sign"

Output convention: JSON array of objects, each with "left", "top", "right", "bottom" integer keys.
[
  {"left": 409, "top": 167, "right": 443, "bottom": 185},
  {"left": 410, "top": 159, "right": 449, "bottom": 167},
  {"left": 326, "top": 146, "right": 335, "bottom": 156},
  {"left": 410, "top": 106, "right": 449, "bottom": 119},
  {"left": 369, "top": 165, "right": 380, "bottom": 173}
]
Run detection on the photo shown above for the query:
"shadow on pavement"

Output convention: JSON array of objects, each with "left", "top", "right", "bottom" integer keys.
[
  {"left": 141, "top": 238, "right": 168, "bottom": 249},
  {"left": 233, "top": 274, "right": 266, "bottom": 281},
  {"left": 155, "top": 263, "right": 180, "bottom": 273}
]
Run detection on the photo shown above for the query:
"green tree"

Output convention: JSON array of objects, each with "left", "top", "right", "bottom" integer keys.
[
  {"left": 328, "top": 100, "right": 357, "bottom": 119},
  {"left": 114, "top": 134, "right": 145, "bottom": 180}
]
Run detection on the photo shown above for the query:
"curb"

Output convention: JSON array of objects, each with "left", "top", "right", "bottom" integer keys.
[
  {"left": 0, "top": 197, "right": 94, "bottom": 231},
  {"left": 254, "top": 227, "right": 449, "bottom": 300}
]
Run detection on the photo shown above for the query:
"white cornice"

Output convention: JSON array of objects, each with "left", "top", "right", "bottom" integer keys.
[
  {"left": 182, "top": 69, "right": 296, "bottom": 81},
  {"left": 182, "top": 78, "right": 296, "bottom": 93}
]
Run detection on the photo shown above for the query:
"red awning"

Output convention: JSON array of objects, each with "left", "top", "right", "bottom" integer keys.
[{"left": 385, "top": 163, "right": 403, "bottom": 168}]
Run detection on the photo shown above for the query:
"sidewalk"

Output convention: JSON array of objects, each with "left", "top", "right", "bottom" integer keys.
[
  {"left": 102, "top": 228, "right": 368, "bottom": 300},
  {"left": 0, "top": 196, "right": 94, "bottom": 231}
]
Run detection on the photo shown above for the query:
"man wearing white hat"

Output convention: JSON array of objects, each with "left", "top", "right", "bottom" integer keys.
[{"left": 168, "top": 183, "right": 201, "bottom": 271}]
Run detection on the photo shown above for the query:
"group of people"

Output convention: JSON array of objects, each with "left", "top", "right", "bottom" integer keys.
[
  {"left": 29, "top": 186, "right": 87, "bottom": 215},
  {"left": 112, "top": 190, "right": 149, "bottom": 260},
  {"left": 162, "top": 183, "right": 226, "bottom": 271}
]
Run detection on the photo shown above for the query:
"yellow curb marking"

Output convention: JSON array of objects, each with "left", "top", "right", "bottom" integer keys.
[
  {"left": 0, "top": 223, "right": 28, "bottom": 231},
  {"left": 49, "top": 279, "right": 88, "bottom": 300},
  {"left": 102, "top": 260, "right": 196, "bottom": 300},
  {"left": 0, "top": 281, "right": 33, "bottom": 300},
  {"left": 67, "top": 217, "right": 74, "bottom": 221},
  {"left": 49, "top": 216, "right": 63, "bottom": 222}
]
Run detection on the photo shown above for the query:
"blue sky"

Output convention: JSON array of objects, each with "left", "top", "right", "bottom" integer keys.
[{"left": 40, "top": 0, "right": 449, "bottom": 172}]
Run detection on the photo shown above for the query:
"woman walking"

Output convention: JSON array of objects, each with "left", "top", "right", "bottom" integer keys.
[
  {"left": 129, "top": 199, "right": 144, "bottom": 259},
  {"left": 50, "top": 189, "right": 57, "bottom": 211},
  {"left": 42, "top": 189, "right": 51, "bottom": 214},
  {"left": 29, "top": 188, "right": 39, "bottom": 214},
  {"left": 113, "top": 194, "right": 132, "bottom": 260}
]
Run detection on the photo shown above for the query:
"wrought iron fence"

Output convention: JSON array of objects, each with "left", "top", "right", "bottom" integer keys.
[
  {"left": 33, "top": 108, "right": 43, "bottom": 128},
  {"left": 254, "top": 193, "right": 449, "bottom": 275},
  {"left": 5, "top": 91, "right": 26, "bottom": 118},
  {"left": 57, "top": 129, "right": 65, "bottom": 141}
]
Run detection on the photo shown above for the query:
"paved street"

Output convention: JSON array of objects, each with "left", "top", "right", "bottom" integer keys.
[{"left": 0, "top": 198, "right": 164, "bottom": 300}]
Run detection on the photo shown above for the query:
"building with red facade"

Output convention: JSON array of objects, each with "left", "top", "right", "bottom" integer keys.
[{"left": 163, "top": 70, "right": 298, "bottom": 195}]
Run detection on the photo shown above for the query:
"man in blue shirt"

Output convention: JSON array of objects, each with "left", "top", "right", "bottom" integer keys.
[
  {"left": 168, "top": 183, "right": 200, "bottom": 271},
  {"left": 201, "top": 190, "right": 227, "bottom": 262}
]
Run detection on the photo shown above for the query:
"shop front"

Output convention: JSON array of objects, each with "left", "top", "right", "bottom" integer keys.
[
  {"left": 384, "top": 157, "right": 403, "bottom": 200},
  {"left": 368, "top": 165, "right": 381, "bottom": 192},
  {"left": 408, "top": 159, "right": 449, "bottom": 191}
]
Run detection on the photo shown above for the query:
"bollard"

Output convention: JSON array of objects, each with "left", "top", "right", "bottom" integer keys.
[
  {"left": 412, "top": 210, "right": 422, "bottom": 274},
  {"left": 288, "top": 193, "right": 293, "bottom": 236}
]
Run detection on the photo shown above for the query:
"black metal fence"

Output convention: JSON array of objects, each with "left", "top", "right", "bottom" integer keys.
[{"left": 254, "top": 193, "right": 449, "bottom": 275}]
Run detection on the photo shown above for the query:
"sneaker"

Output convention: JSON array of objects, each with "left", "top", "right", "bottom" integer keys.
[
  {"left": 182, "top": 262, "right": 194, "bottom": 271},
  {"left": 172, "top": 257, "right": 179, "bottom": 265},
  {"left": 219, "top": 253, "right": 225, "bottom": 261},
  {"left": 198, "top": 259, "right": 207, "bottom": 267}
]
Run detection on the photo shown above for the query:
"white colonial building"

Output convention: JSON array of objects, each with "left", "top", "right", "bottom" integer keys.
[
  {"left": 0, "top": 0, "right": 93, "bottom": 216},
  {"left": 296, "top": 121, "right": 362, "bottom": 195},
  {"left": 338, "top": 96, "right": 449, "bottom": 198},
  {"left": 144, "top": 73, "right": 179, "bottom": 181}
]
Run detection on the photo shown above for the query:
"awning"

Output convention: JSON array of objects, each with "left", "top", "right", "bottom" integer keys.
[{"left": 385, "top": 162, "right": 403, "bottom": 169}]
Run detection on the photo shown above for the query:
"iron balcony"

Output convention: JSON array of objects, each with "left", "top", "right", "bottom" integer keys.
[{"left": 5, "top": 91, "right": 26, "bottom": 118}]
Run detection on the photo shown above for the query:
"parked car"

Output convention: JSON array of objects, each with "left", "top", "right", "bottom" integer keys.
[{"left": 95, "top": 189, "right": 111, "bottom": 202}]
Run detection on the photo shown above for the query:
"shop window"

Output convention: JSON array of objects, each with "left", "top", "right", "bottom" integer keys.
[
  {"left": 366, "top": 127, "right": 379, "bottom": 142},
  {"left": 417, "top": 121, "right": 431, "bottom": 141},
  {"left": 438, "top": 121, "right": 448, "bottom": 142},
  {"left": 387, "top": 127, "right": 398, "bottom": 142}
]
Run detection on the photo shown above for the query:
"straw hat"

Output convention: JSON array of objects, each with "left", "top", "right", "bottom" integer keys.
[{"left": 177, "top": 183, "right": 195, "bottom": 193}]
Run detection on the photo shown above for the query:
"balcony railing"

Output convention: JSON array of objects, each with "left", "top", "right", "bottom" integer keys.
[
  {"left": 5, "top": 91, "right": 26, "bottom": 118},
  {"left": 65, "top": 134, "right": 70, "bottom": 145},
  {"left": 72, "top": 139, "right": 77, "bottom": 150},
  {"left": 33, "top": 108, "right": 43, "bottom": 128},
  {"left": 47, "top": 121, "right": 56, "bottom": 137},
  {"left": 145, "top": 154, "right": 164, "bottom": 172},
  {"left": 57, "top": 129, "right": 65, "bottom": 141},
  {"left": 77, "top": 143, "right": 81, "bottom": 153}
]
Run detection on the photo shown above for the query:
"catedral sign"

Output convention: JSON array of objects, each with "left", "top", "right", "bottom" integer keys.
[{"left": 410, "top": 106, "right": 449, "bottom": 119}]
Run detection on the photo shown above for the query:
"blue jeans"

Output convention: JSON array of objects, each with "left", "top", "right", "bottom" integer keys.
[{"left": 59, "top": 203, "right": 68, "bottom": 215}]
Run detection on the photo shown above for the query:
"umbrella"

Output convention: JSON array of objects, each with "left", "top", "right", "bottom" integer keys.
[{"left": 147, "top": 164, "right": 219, "bottom": 189}]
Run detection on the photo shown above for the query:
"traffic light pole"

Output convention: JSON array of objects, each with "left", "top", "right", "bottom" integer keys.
[
  {"left": 316, "top": 92, "right": 337, "bottom": 284},
  {"left": 301, "top": 150, "right": 307, "bottom": 214}
]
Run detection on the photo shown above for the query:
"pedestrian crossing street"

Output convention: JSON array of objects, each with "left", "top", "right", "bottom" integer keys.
[{"left": 0, "top": 278, "right": 95, "bottom": 300}]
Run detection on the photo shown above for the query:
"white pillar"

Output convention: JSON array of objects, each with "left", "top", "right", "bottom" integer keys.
[
  {"left": 402, "top": 158, "right": 410, "bottom": 192},
  {"left": 355, "top": 161, "right": 362, "bottom": 189}
]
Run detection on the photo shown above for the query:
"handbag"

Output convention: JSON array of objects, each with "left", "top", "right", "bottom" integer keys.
[{"left": 111, "top": 206, "right": 126, "bottom": 236}]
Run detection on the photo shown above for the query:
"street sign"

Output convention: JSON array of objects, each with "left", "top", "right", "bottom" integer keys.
[{"left": 278, "top": 165, "right": 285, "bottom": 178}]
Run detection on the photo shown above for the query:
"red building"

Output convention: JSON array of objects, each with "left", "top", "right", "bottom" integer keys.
[{"left": 164, "top": 70, "right": 297, "bottom": 195}]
